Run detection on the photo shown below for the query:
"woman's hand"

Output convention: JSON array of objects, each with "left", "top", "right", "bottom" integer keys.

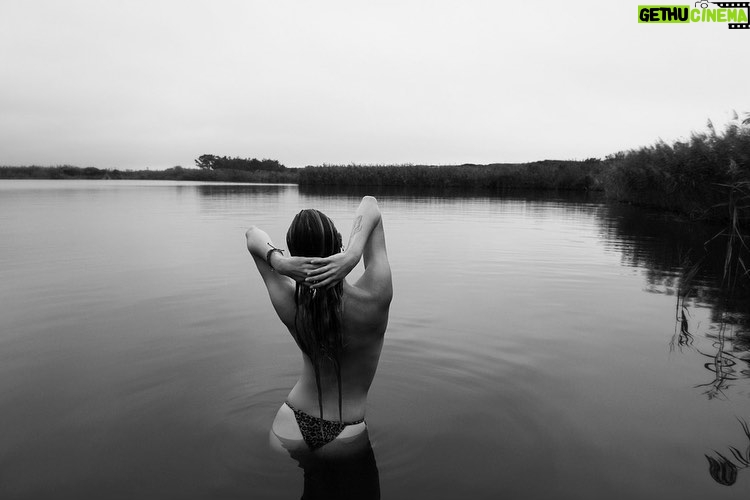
[
  {"left": 304, "top": 251, "right": 359, "bottom": 289},
  {"left": 272, "top": 255, "right": 321, "bottom": 285}
]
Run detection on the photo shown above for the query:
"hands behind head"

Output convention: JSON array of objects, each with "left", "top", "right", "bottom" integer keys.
[
  {"left": 276, "top": 252, "right": 356, "bottom": 289},
  {"left": 305, "top": 252, "right": 358, "bottom": 289},
  {"left": 272, "top": 256, "right": 319, "bottom": 284}
]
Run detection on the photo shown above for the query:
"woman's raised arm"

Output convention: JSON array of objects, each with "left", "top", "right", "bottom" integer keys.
[
  {"left": 306, "top": 196, "right": 391, "bottom": 298},
  {"left": 245, "top": 226, "right": 317, "bottom": 285}
]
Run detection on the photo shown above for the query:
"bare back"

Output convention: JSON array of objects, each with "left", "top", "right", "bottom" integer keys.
[
  {"left": 250, "top": 199, "right": 392, "bottom": 423},
  {"left": 282, "top": 280, "right": 390, "bottom": 421}
]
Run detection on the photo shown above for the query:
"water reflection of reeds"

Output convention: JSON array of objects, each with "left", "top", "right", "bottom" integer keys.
[
  {"left": 680, "top": 191, "right": 749, "bottom": 399},
  {"left": 598, "top": 201, "right": 750, "bottom": 398},
  {"left": 596, "top": 193, "right": 750, "bottom": 487},
  {"left": 707, "top": 418, "right": 750, "bottom": 486},
  {"left": 697, "top": 321, "right": 743, "bottom": 399}
]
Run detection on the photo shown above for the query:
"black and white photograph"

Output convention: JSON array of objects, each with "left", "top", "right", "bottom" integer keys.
[{"left": 1, "top": 1, "right": 749, "bottom": 498}]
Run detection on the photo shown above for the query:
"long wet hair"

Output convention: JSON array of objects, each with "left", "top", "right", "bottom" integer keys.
[{"left": 286, "top": 209, "right": 345, "bottom": 422}]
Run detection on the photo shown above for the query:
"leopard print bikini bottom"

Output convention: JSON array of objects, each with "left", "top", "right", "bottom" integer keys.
[{"left": 285, "top": 401, "right": 365, "bottom": 450}]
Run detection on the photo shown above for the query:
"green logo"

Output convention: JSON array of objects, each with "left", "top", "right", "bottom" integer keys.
[{"left": 638, "top": 2, "right": 750, "bottom": 28}]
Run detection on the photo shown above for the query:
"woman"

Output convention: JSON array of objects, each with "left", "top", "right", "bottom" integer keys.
[{"left": 245, "top": 196, "right": 392, "bottom": 454}]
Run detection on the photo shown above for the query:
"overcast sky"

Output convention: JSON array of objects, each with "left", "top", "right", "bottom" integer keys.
[{"left": 1, "top": 1, "right": 747, "bottom": 169}]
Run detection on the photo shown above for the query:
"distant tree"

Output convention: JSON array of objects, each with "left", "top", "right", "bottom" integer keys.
[
  {"left": 195, "top": 154, "right": 218, "bottom": 170},
  {"left": 194, "top": 154, "right": 285, "bottom": 171}
]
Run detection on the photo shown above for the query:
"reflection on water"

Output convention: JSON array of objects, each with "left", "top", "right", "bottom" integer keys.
[
  {"left": 597, "top": 198, "right": 750, "bottom": 490},
  {"left": 597, "top": 201, "right": 750, "bottom": 400},
  {"left": 671, "top": 293, "right": 695, "bottom": 352},
  {"left": 707, "top": 418, "right": 750, "bottom": 486},
  {"left": 695, "top": 320, "right": 750, "bottom": 400},
  {"left": 281, "top": 436, "right": 381, "bottom": 500}
]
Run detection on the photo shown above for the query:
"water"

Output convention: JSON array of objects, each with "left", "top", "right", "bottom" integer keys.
[{"left": 0, "top": 179, "right": 749, "bottom": 499}]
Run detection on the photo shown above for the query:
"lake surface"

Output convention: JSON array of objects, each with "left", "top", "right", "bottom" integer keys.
[{"left": 1, "top": 180, "right": 749, "bottom": 499}]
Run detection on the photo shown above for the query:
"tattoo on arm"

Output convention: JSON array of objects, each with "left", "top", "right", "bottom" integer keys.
[{"left": 348, "top": 215, "right": 363, "bottom": 247}]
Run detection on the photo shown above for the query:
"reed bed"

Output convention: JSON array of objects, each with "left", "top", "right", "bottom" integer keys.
[
  {"left": 601, "top": 114, "right": 750, "bottom": 223},
  {"left": 297, "top": 160, "right": 603, "bottom": 191}
]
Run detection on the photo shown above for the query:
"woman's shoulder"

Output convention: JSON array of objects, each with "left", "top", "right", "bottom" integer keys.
[{"left": 343, "top": 282, "right": 392, "bottom": 316}]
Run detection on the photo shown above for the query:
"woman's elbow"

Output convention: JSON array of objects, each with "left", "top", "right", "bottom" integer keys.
[
  {"left": 361, "top": 196, "right": 381, "bottom": 215},
  {"left": 245, "top": 226, "right": 261, "bottom": 250}
]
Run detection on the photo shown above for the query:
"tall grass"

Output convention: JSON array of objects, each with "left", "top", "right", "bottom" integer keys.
[
  {"left": 601, "top": 113, "right": 750, "bottom": 222},
  {"left": 297, "top": 159, "right": 603, "bottom": 191}
]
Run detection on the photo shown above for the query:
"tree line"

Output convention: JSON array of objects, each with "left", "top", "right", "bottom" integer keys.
[
  {"left": 0, "top": 164, "right": 297, "bottom": 183},
  {"left": 194, "top": 155, "right": 286, "bottom": 172}
]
